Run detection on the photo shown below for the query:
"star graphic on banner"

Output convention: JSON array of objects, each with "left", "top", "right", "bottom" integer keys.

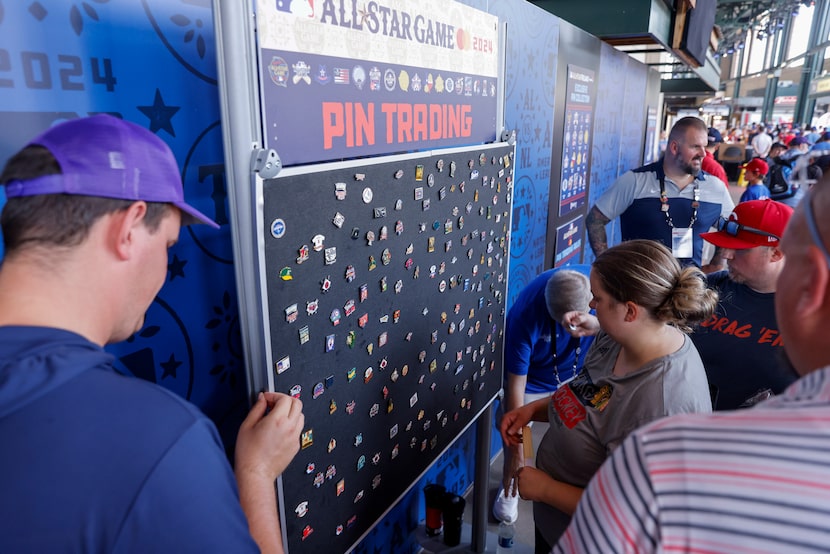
[
  {"left": 358, "top": 4, "right": 370, "bottom": 26},
  {"left": 167, "top": 254, "right": 187, "bottom": 281},
  {"left": 138, "top": 89, "right": 180, "bottom": 136},
  {"left": 534, "top": 124, "right": 542, "bottom": 141},
  {"left": 160, "top": 353, "right": 183, "bottom": 379}
]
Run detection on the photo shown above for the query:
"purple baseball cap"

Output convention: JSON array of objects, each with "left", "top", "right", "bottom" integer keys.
[{"left": 4, "top": 115, "right": 219, "bottom": 229}]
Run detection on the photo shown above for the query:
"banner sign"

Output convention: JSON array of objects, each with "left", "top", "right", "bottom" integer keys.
[
  {"left": 558, "top": 65, "right": 596, "bottom": 217},
  {"left": 256, "top": 0, "right": 500, "bottom": 166},
  {"left": 554, "top": 215, "right": 584, "bottom": 267}
]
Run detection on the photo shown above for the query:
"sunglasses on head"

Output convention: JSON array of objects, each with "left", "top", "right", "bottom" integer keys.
[{"left": 716, "top": 216, "right": 780, "bottom": 241}]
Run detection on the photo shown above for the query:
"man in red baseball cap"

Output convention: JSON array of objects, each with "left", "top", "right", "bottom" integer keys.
[
  {"left": 739, "top": 158, "right": 771, "bottom": 203},
  {"left": 692, "top": 199, "right": 796, "bottom": 410}
]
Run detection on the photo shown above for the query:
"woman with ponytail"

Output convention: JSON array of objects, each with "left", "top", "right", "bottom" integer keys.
[{"left": 500, "top": 240, "right": 717, "bottom": 553}]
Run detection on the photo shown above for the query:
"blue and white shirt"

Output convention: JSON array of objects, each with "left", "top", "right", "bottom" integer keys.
[{"left": 595, "top": 161, "right": 734, "bottom": 266}]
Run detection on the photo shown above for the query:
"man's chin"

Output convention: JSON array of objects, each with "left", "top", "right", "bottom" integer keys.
[{"left": 727, "top": 269, "right": 746, "bottom": 284}]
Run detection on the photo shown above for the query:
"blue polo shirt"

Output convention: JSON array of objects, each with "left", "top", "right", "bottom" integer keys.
[
  {"left": 0, "top": 327, "right": 259, "bottom": 553},
  {"left": 504, "top": 266, "right": 595, "bottom": 393}
]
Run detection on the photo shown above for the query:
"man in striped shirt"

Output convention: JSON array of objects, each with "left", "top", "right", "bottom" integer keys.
[{"left": 554, "top": 180, "right": 830, "bottom": 553}]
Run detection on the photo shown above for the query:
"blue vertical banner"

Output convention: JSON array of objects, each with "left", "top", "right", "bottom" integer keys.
[
  {"left": 256, "top": 0, "right": 500, "bottom": 166},
  {"left": 558, "top": 65, "right": 596, "bottom": 218},
  {"left": 585, "top": 43, "right": 629, "bottom": 264}
]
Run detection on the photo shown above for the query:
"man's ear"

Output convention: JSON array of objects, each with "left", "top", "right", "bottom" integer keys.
[
  {"left": 769, "top": 246, "right": 785, "bottom": 263},
  {"left": 796, "top": 246, "right": 830, "bottom": 316},
  {"left": 111, "top": 202, "right": 148, "bottom": 260}
]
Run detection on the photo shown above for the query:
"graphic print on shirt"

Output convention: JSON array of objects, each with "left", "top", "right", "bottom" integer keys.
[
  {"left": 551, "top": 370, "right": 612, "bottom": 429},
  {"left": 699, "top": 313, "right": 784, "bottom": 346}
]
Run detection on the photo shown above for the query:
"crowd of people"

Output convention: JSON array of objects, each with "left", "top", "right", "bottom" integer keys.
[
  {"left": 702, "top": 121, "right": 830, "bottom": 205},
  {"left": 1, "top": 112, "right": 828, "bottom": 553},
  {"left": 496, "top": 116, "right": 830, "bottom": 553}
]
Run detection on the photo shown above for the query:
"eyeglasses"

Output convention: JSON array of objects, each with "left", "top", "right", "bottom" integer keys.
[
  {"left": 805, "top": 190, "right": 830, "bottom": 267},
  {"left": 716, "top": 216, "right": 780, "bottom": 241}
]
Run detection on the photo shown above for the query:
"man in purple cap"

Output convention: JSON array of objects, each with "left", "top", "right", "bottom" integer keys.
[
  {"left": 0, "top": 115, "right": 303, "bottom": 553},
  {"left": 691, "top": 199, "right": 796, "bottom": 410}
]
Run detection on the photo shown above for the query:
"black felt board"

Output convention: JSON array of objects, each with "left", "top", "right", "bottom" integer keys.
[{"left": 260, "top": 143, "right": 513, "bottom": 553}]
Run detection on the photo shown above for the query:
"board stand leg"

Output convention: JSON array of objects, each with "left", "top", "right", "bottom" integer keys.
[{"left": 471, "top": 401, "right": 493, "bottom": 553}]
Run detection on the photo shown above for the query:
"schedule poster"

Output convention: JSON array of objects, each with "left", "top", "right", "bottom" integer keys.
[
  {"left": 259, "top": 143, "right": 513, "bottom": 552},
  {"left": 558, "top": 65, "right": 596, "bottom": 217},
  {"left": 255, "top": 0, "right": 500, "bottom": 166},
  {"left": 553, "top": 215, "right": 584, "bottom": 267}
]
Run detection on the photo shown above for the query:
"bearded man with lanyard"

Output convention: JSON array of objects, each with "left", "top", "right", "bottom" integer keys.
[{"left": 586, "top": 116, "right": 734, "bottom": 269}]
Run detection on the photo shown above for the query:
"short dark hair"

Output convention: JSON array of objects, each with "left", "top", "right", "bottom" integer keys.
[
  {"left": 669, "top": 117, "right": 708, "bottom": 144},
  {"left": 0, "top": 146, "right": 172, "bottom": 254}
]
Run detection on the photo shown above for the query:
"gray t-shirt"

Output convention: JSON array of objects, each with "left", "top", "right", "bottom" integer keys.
[{"left": 533, "top": 330, "right": 712, "bottom": 546}]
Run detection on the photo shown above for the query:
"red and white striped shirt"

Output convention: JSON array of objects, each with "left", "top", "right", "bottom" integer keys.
[{"left": 555, "top": 367, "right": 830, "bottom": 554}]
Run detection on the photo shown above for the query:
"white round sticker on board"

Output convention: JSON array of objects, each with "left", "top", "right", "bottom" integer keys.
[{"left": 270, "top": 218, "right": 286, "bottom": 238}]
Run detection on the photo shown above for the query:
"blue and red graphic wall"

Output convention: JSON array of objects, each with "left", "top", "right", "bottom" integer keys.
[{"left": 0, "top": 1, "right": 655, "bottom": 552}]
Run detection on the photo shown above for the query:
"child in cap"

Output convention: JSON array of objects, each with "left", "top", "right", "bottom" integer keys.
[{"left": 740, "top": 158, "right": 771, "bottom": 203}]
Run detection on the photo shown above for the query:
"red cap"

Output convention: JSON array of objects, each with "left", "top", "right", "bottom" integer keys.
[
  {"left": 701, "top": 199, "right": 793, "bottom": 249},
  {"left": 742, "top": 158, "right": 769, "bottom": 176}
]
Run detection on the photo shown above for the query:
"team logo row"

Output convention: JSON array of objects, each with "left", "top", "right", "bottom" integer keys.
[{"left": 267, "top": 56, "right": 497, "bottom": 97}]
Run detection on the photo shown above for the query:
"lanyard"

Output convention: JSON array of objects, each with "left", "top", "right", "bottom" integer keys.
[
  {"left": 659, "top": 175, "right": 700, "bottom": 228},
  {"left": 553, "top": 334, "right": 582, "bottom": 386}
]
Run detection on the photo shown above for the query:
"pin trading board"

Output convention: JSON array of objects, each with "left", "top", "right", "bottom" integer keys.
[{"left": 258, "top": 142, "right": 514, "bottom": 553}]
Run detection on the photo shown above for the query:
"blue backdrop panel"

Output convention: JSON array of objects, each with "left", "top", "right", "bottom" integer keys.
[
  {"left": 0, "top": 1, "right": 630, "bottom": 552},
  {"left": 0, "top": 0, "right": 249, "bottom": 448},
  {"left": 479, "top": 0, "right": 559, "bottom": 310},
  {"left": 583, "top": 42, "right": 629, "bottom": 264},
  {"left": 620, "top": 59, "right": 649, "bottom": 173}
]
